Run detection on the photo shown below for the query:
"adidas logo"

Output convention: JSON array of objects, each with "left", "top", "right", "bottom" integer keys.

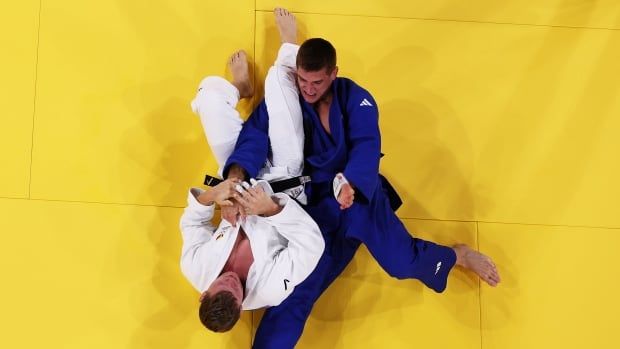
[{"left": 359, "top": 98, "right": 373, "bottom": 107}]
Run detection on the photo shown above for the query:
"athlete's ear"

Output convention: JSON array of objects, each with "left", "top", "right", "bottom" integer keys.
[{"left": 330, "top": 66, "right": 338, "bottom": 80}]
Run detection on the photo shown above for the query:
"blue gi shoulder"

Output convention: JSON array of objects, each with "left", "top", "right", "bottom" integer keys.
[{"left": 333, "top": 78, "right": 379, "bottom": 117}]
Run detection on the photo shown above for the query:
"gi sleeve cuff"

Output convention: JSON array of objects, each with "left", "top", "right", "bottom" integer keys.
[{"left": 332, "top": 173, "right": 349, "bottom": 200}]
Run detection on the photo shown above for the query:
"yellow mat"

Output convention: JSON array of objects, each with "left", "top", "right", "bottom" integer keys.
[
  {"left": 0, "top": 0, "right": 39, "bottom": 198},
  {"left": 2, "top": 1, "right": 619, "bottom": 348}
]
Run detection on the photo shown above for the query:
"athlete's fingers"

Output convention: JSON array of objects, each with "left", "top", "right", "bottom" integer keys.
[
  {"left": 245, "top": 186, "right": 260, "bottom": 198},
  {"left": 234, "top": 192, "right": 250, "bottom": 206}
]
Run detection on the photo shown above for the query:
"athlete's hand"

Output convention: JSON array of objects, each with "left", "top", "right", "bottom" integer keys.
[
  {"left": 197, "top": 178, "right": 238, "bottom": 207},
  {"left": 203, "top": 179, "right": 242, "bottom": 226},
  {"left": 337, "top": 182, "right": 355, "bottom": 210},
  {"left": 234, "top": 181, "right": 281, "bottom": 217}
]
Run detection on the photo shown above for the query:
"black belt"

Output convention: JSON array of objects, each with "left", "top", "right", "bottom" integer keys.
[{"left": 204, "top": 174, "right": 311, "bottom": 193}]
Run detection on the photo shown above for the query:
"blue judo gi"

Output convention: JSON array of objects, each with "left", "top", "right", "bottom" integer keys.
[{"left": 224, "top": 77, "right": 457, "bottom": 349}]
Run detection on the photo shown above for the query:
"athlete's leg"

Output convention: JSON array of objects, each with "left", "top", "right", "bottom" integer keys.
[{"left": 191, "top": 51, "right": 253, "bottom": 177}]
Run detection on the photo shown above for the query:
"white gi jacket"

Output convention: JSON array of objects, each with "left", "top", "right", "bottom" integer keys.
[{"left": 180, "top": 188, "right": 324, "bottom": 310}]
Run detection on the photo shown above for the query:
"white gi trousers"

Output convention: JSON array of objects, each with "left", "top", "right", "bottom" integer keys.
[{"left": 190, "top": 43, "right": 304, "bottom": 198}]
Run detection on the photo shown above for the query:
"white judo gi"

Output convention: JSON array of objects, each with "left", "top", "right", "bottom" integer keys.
[
  {"left": 180, "top": 43, "right": 323, "bottom": 309},
  {"left": 180, "top": 189, "right": 323, "bottom": 309}
]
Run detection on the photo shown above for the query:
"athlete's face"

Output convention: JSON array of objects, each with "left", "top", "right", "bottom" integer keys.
[
  {"left": 202, "top": 271, "right": 244, "bottom": 306},
  {"left": 297, "top": 66, "right": 338, "bottom": 104}
]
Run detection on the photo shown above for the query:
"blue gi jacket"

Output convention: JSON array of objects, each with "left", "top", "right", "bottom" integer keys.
[{"left": 302, "top": 78, "right": 380, "bottom": 202}]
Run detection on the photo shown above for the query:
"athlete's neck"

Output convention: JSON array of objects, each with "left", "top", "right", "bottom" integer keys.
[{"left": 313, "top": 91, "right": 333, "bottom": 109}]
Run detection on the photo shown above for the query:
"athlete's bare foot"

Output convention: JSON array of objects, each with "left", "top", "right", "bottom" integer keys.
[
  {"left": 228, "top": 50, "right": 253, "bottom": 99},
  {"left": 453, "top": 244, "right": 501, "bottom": 287},
  {"left": 274, "top": 7, "right": 297, "bottom": 44}
]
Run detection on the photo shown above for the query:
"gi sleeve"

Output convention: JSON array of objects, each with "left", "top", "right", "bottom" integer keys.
[
  {"left": 223, "top": 100, "right": 270, "bottom": 180},
  {"left": 343, "top": 92, "right": 381, "bottom": 204},
  {"left": 262, "top": 193, "right": 325, "bottom": 301},
  {"left": 179, "top": 188, "right": 217, "bottom": 287}
]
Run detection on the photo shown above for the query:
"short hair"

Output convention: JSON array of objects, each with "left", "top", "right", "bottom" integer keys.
[
  {"left": 198, "top": 291, "right": 241, "bottom": 332},
  {"left": 296, "top": 38, "right": 337, "bottom": 73}
]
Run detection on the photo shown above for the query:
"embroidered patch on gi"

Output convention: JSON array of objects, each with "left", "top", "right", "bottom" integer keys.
[
  {"left": 287, "top": 186, "right": 304, "bottom": 199},
  {"left": 215, "top": 226, "right": 230, "bottom": 241}
]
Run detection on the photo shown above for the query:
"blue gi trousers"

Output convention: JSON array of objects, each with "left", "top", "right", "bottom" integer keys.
[{"left": 252, "top": 183, "right": 457, "bottom": 348}]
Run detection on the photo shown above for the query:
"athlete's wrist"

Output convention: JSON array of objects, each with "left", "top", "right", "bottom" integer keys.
[
  {"left": 226, "top": 164, "right": 247, "bottom": 181},
  {"left": 261, "top": 198, "right": 283, "bottom": 217}
]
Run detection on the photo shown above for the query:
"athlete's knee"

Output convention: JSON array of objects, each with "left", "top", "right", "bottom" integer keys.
[{"left": 253, "top": 303, "right": 311, "bottom": 349}]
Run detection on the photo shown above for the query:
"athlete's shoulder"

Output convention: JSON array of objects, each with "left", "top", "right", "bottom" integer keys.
[
  {"left": 335, "top": 77, "right": 370, "bottom": 95},
  {"left": 335, "top": 77, "right": 377, "bottom": 111}
]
